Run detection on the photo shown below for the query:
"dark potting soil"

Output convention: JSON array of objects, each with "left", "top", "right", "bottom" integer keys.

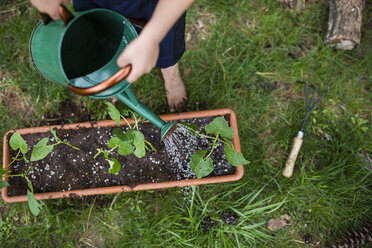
[{"left": 7, "top": 116, "right": 236, "bottom": 197}]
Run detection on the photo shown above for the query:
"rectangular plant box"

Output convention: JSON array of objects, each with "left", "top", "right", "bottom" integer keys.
[{"left": 2, "top": 109, "right": 244, "bottom": 203}]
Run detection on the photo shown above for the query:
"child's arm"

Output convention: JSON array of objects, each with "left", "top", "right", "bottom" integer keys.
[
  {"left": 30, "top": 0, "right": 70, "bottom": 20},
  {"left": 30, "top": 0, "right": 194, "bottom": 83},
  {"left": 117, "top": 0, "right": 194, "bottom": 83}
]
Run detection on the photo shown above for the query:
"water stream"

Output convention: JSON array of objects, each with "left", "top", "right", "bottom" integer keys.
[{"left": 162, "top": 124, "right": 200, "bottom": 179}]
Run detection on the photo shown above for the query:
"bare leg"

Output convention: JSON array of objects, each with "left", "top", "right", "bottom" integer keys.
[{"left": 161, "top": 63, "right": 188, "bottom": 112}]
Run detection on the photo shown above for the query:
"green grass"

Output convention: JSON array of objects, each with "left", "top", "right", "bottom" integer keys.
[{"left": 1, "top": 0, "right": 372, "bottom": 247}]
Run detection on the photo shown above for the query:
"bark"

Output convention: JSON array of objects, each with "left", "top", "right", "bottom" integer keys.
[{"left": 325, "top": 0, "right": 365, "bottom": 50}]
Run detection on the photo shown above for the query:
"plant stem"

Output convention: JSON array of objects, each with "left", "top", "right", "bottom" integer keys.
[
  {"left": 24, "top": 176, "right": 33, "bottom": 193},
  {"left": 94, "top": 147, "right": 117, "bottom": 159},
  {"left": 23, "top": 166, "right": 36, "bottom": 177},
  {"left": 121, "top": 115, "right": 132, "bottom": 129},
  {"left": 5, "top": 165, "right": 37, "bottom": 178},
  {"left": 144, "top": 140, "right": 157, "bottom": 152},
  {"left": 129, "top": 111, "right": 139, "bottom": 130},
  {"left": 198, "top": 133, "right": 229, "bottom": 146},
  {"left": 204, "top": 133, "right": 220, "bottom": 161},
  {"left": 108, "top": 146, "right": 118, "bottom": 153},
  {"left": 6, "top": 150, "right": 21, "bottom": 168},
  {"left": 178, "top": 123, "right": 229, "bottom": 145},
  {"left": 4, "top": 174, "right": 24, "bottom": 178},
  {"left": 52, "top": 132, "right": 80, "bottom": 150},
  {"left": 58, "top": 141, "right": 80, "bottom": 150},
  {"left": 94, "top": 149, "right": 103, "bottom": 159}
]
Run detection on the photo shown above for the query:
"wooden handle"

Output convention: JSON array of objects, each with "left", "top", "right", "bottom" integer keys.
[
  {"left": 282, "top": 137, "right": 303, "bottom": 178},
  {"left": 67, "top": 66, "right": 132, "bottom": 96}
]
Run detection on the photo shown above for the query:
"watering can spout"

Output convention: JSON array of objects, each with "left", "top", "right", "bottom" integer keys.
[
  {"left": 115, "top": 90, "right": 175, "bottom": 140},
  {"left": 160, "top": 122, "right": 178, "bottom": 141}
]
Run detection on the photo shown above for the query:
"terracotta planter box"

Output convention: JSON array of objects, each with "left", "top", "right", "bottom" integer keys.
[{"left": 2, "top": 109, "right": 244, "bottom": 203}]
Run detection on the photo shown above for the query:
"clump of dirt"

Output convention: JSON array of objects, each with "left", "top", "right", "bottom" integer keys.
[
  {"left": 6, "top": 116, "right": 236, "bottom": 197},
  {"left": 201, "top": 216, "right": 215, "bottom": 231},
  {"left": 220, "top": 210, "right": 239, "bottom": 225},
  {"left": 39, "top": 101, "right": 93, "bottom": 126},
  {"left": 303, "top": 234, "right": 312, "bottom": 244}
]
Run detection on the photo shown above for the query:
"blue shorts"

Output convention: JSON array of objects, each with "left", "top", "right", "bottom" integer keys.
[{"left": 73, "top": 0, "right": 186, "bottom": 68}]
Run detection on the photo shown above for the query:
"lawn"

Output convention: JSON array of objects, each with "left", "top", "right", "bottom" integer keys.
[{"left": 0, "top": 0, "right": 371, "bottom": 247}]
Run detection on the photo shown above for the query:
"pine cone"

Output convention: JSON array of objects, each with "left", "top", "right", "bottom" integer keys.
[{"left": 329, "top": 222, "right": 372, "bottom": 248}]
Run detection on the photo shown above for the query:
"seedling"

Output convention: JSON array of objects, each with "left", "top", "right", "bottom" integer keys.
[
  {"left": 94, "top": 102, "right": 156, "bottom": 174},
  {"left": 180, "top": 116, "right": 249, "bottom": 178},
  {"left": 31, "top": 127, "right": 80, "bottom": 161},
  {"left": 0, "top": 128, "right": 80, "bottom": 215}
]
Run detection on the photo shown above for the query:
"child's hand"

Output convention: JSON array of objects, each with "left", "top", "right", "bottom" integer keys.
[
  {"left": 30, "top": 0, "right": 70, "bottom": 20},
  {"left": 116, "top": 34, "right": 160, "bottom": 83}
]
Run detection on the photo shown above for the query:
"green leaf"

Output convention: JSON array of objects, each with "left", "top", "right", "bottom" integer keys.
[
  {"left": 31, "top": 138, "right": 54, "bottom": 161},
  {"left": 103, "top": 152, "right": 121, "bottom": 174},
  {"left": 179, "top": 122, "right": 201, "bottom": 136},
  {"left": 108, "top": 137, "right": 134, "bottom": 156},
  {"left": 108, "top": 137, "right": 122, "bottom": 149},
  {"left": 27, "top": 190, "right": 41, "bottom": 216},
  {"left": 113, "top": 128, "right": 134, "bottom": 143},
  {"left": 9, "top": 131, "right": 28, "bottom": 154},
  {"left": 0, "top": 180, "right": 9, "bottom": 190},
  {"left": 0, "top": 168, "right": 9, "bottom": 176},
  {"left": 134, "top": 145, "right": 145, "bottom": 158},
  {"left": 189, "top": 150, "right": 214, "bottom": 178},
  {"left": 133, "top": 131, "right": 145, "bottom": 158},
  {"left": 205, "top": 117, "right": 234, "bottom": 139},
  {"left": 106, "top": 102, "right": 121, "bottom": 126},
  {"left": 224, "top": 144, "right": 249, "bottom": 166},
  {"left": 112, "top": 128, "right": 126, "bottom": 139},
  {"left": 118, "top": 143, "right": 134, "bottom": 156},
  {"left": 108, "top": 158, "right": 121, "bottom": 174},
  {"left": 50, "top": 127, "right": 59, "bottom": 142}
]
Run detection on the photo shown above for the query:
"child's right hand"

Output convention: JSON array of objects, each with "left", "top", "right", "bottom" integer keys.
[{"left": 30, "top": 0, "right": 70, "bottom": 20}]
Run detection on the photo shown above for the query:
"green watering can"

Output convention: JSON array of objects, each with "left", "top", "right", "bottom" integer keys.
[{"left": 30, "top": 6, "right": 176, "bottom": 140}]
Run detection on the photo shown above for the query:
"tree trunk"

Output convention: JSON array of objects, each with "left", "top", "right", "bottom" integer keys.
[{"left": 325, "top": 0, "right": 365, "bottom": 50}]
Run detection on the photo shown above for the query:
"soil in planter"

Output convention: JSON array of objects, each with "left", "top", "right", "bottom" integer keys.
[{"left": 7, "top": 116, "right": 236, "bottom": 197}]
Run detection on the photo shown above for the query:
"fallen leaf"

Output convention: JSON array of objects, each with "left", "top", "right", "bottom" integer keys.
[{"left": 267, "top": 214, "right": 293, "bottom": 231}]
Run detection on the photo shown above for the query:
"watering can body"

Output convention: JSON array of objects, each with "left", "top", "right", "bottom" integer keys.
[
  {"left": 30, "top": 8, "right": 175, "bottom": 139},
  {"left": 30, "top": 8, "right": 135, "bottom": 99}
]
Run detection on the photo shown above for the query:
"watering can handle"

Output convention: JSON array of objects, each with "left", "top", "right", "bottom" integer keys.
[
  {"left": 67, "top": 66, "right": 132, "bottom": 96},
  {"left": 39, "top": 5, "right": 74, "bottom": 26}
]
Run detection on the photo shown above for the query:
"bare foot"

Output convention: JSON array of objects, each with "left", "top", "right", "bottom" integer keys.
[{"left": 161, "top": 63, "right": 188, "bottom": 112}]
